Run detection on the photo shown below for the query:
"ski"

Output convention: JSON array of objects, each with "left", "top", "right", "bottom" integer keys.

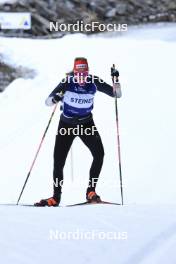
[
  {"left": 0, "top": 203, "right": 34, "bottom": 207},
  {"left": 67, "top": 201, "right": 120, "bottom": 207},
  {"left": 0, "top": 201, "right": 120, "bottom": 207}
]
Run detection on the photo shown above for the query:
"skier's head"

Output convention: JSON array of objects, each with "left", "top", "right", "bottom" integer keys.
[{"left": 73, "top": 57, "right": 89, "bottom": 86}]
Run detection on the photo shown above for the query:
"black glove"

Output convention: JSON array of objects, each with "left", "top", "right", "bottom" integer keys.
[
  {"left": 111, "top": 65, "right": 119, "bottom": 83},
  {"left": 52, "top": 93, "right": 63, "bottom": 104}
]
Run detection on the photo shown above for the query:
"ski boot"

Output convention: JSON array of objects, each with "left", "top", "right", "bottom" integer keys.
[
  {"left": 86, "top": 190, "right": 101, "bottom": 203},
  {"left": 34, "top": 197, "right": 60, "bottom": 207}
]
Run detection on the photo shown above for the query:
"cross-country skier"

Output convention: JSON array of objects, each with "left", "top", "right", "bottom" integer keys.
[{"left": 35, "top": 57, "right": 122, "bottom": 206}]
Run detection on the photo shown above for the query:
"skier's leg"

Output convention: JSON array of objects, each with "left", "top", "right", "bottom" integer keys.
[
  {"left": 79, "top": 120, "right": 104, "bottom": 194},
  {"left": 53, "top": 120, "right": 75, "bottom": 200}
]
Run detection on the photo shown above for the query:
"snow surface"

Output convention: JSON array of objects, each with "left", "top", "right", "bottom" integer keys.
[
  {"left": 0, "top": 23, "right": 176, "bottom": 263},
  {"left": 0, "top": 0, "right": 17, "bottom": 4},
  {"left": 1, "top": 204, "right": 176, "bottom": 264}
]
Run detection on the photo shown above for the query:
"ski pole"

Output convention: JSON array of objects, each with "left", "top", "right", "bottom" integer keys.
[
  {"left": 111, "top": 64, "right": 124, "bottom": 205},
  {"left": 16, "top": 103, "right": 58, "bottom": 205},
  {"left": 70, "top": 146, "right": 74, "bottom": 182}
]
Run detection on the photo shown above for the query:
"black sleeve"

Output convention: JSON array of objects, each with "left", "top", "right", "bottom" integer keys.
[
  {"left": 93, "top": 75, "right": 114, "bottom": 97},
  {"left": 48, "top": 78, "right": 68, "bottom": 97}
]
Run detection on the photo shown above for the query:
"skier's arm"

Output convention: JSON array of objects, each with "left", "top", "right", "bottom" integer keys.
[
  {"left": 94, "top": 76, "right": 122, "bottom": 98},
  {"left": 45, "top": 78, "right": 67, "bottom": 106}
]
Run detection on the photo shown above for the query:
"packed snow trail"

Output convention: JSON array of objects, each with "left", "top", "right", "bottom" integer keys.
[{"left": 1, "top": 204, "right": 176, "bottom": 264}]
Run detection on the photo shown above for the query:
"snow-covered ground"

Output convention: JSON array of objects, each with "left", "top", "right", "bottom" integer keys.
[
  {"left": 1, "top": 204, "right": 176, "bottom": 264},
  {"left": 0, "top": 0, "right": 17, "bottom": 4},
  {"left": 0, "top": 23, "right": 176, "bottom": 263}
]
